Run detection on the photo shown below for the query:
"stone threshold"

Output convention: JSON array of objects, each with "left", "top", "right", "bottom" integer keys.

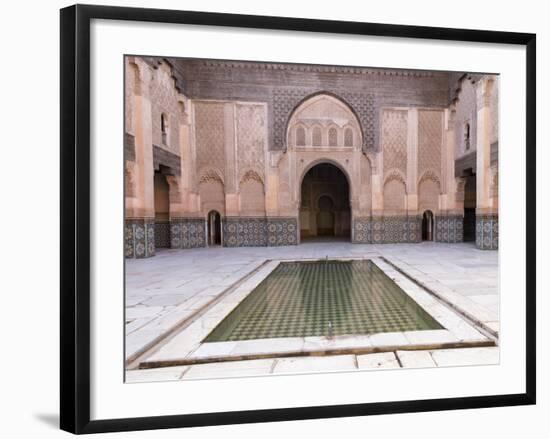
[{"left": 138, "top": 333, "right": 495, "bottom": 369}]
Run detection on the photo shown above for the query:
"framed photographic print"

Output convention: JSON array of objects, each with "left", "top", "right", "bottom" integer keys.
[{"left": 60, "top": 4, "right": 536, "bottom": 434}]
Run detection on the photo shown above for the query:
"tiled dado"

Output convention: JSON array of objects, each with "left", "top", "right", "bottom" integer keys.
[
  {"left": 268, "top": 218, "right": 298, "bottom": 246},
  {"left": 223, "top": 217, "right": 298, "bottom": 247},
  {"left": 435, "top": 215, "right": 464, "bottom": 243},
  {"left": 352, "top": 217, "right": 373, "bottom": 243},
  {"left": 170, "top": 218, "right": 206, "bottom": 249},
  {"left": 125, "top": 218, "right": 155, "bottom": 258},
  {"left": 154, "top": 220, "right": 170, "bottom": 249},
  {"left": 223, "top": 217, "right": 267, "bottom": 247},
  {"left": 353, "top": 216, "right": 421, "bottom": 244},
  {"left": 476, "top": 214, "right": 498, "bottom": 250}
]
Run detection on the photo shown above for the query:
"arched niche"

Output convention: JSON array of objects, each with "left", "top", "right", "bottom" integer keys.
[
  {"left": 198, "top": 168, "right": 226, "bottom": 216},
  {"left": 239, "top": 170, "right": 266, "bottom": 215},
  {"left": 383, "top": 172, "right": 407, "bottom": 214},
  {"left": 418, "top": 171, "right": 441, "bottom": 214}
]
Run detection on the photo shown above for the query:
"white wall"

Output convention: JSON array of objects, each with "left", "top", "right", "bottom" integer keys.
[{"left": 0, "top": 0, "right": 546, "bottom": 438}]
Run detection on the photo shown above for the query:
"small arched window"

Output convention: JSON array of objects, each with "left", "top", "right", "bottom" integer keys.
[
  {"left": 464, "top": 122, "right": 471, "bottom": 151},
  {"left": 312, "top": 126, "right": 322, "bottom": 146},
  {"left": 328, "top": 127, "right": 338, "bottom": 147},
  {"left": 344, "top": 127, "right": 354, "bottom": 147},
  {"left": 161, "top": 113, "right": 169, "bottom": 145},
  {"left": 296, "top": 126, "right": 306, "bottom": 147}
]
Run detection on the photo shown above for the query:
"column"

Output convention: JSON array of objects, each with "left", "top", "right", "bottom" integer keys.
[
  {"left": 436, "top": 108, "right": 462, "bottom": 243},
  {"left": 126, "top": 58, "right": 155, "bottom": 258},
  {"left": 265, "top": 152, "right": 281, "bottom": 216},
  {"left": 224, "top": 103, "right": 239, "bottom": 216},
  {"left": 405, "top": 108, "right": 420, "bottom": 242},
  {"left": 370, "top": 152, "right": 384, "bottom": 244},
  {"left": 406, "top": 108, "right": 419, "bottom": 213},
  {"left": 178, "top": 96, "right": 193, "bottom": 214},
  {"left": 168, "top": 96, "right": 206, "bottom": 250},
  {"left": 475, "top": 77, "right": 497, "bottom": 249}
]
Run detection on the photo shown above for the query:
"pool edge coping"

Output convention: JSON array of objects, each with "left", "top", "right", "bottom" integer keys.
[{"left": 138, "top": 338, "right": 496, "bottom": 369}]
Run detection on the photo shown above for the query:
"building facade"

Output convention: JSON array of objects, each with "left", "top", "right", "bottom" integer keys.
[{"left": 124, "top": 57, "right": 499, "bottom": 258}]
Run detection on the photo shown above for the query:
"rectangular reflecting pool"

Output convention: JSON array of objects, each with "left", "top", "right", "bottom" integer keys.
[{"left": 204, "top": 260, "right": 442, "bottom": 342}]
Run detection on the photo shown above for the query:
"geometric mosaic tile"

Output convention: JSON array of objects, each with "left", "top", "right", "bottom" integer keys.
[
  {"left": 125, "top": 218, "right": 155, "bottom": 258},
  {"left": 223, "top": 217, "right": 298, "bottom": 247},
  {"left": 352, "top": 216, "right": 421, "bottom": 244},
  {"left": 170, "top": 218, "right": 206, "bottom": 249},
  {"left": 476, "top": 214, "right": 498, "bottom": 250}
]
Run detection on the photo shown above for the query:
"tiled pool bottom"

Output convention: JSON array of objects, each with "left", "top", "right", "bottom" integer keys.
[{"left": 204, "top": 260, "right": 442, "bottom": 342}]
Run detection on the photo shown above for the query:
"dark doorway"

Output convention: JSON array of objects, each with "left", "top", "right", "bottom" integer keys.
[
  {"left": 299, "top": 163, "right": 350, "bottom": 241},
  {"left": 464, "top": 208, "right": 476, "bottom": 242},
  {"left": 316, "top": 195, "right": 335, "bottom": 236},
  {"left": 422, "top": 210, "right": 434, "bottom": 241},
  {"left": 154, "top": 170, "right": 170, "bottom": 248},
  {"left": 207, "top": 210, "right": 222, "bottom": 246},
  {"left": 463, "top": 172, "right": 477, "bottom": 242}
]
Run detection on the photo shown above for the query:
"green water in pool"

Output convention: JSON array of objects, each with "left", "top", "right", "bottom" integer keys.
[{"left": 204, "top": 259, "right": 442, "bottom": 342}]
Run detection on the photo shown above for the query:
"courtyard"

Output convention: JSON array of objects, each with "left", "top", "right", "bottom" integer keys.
[
  {"left": 125, "top": 241, "right": 499, "bottom": 382},
  {"left": 123, "top": 58, "right": 500, "bottom": 383}
]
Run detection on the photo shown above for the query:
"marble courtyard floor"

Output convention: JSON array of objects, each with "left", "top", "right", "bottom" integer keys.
[{"left": 125, "top": 241, "right": 499, "bottom": 382}]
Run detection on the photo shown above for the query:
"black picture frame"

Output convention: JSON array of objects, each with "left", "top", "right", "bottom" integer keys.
[{"left": 60, "top": 4, "right": 536, "bottom": 434}]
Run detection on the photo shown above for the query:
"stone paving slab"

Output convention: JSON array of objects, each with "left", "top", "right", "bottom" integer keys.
[
  {"left": 126, "top": 347, "right": 501, "bottom": 382},
  {"left": 272, "top": 355, "right": 357, "bottom": 373},
  {"left": 430, "top": 347, "right": 500, "bottom": 367},
  {"left": 182, "top": 359, "right": 275, "bottom": 379},
  {"left": 125, "top": 366, "right": 189, "bottom": 383},
  {"left": 396, "top": 350, "right": 437, "bottom": 368},
  {"left": 357, "top": 352, "right": 400, "bottom": 369}
]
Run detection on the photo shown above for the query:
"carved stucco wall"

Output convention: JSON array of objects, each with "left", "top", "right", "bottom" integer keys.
[
  {"left": 194, "top": 102, "right": 226, "bottom": 185},
  {"left": 418, "top": 178, "right": 440, "bottom": 213},
  {"left": 381, "top": 109, "right": 408, "bottom": 180},
  {"left": 276, "top": 89, "right": 372, "bottom": 150},
  {"left": 383, "top": 178, "right": 406, "bottom": 213},
  {"left": 418, "top": 110, "right": 443, "bottom": 180},
  {"left": 359, "top": 154, "right": 372, "bottom": 213},
  {"left": 236, "top": 103, "right": 267, "bottom": 216},
  {"left": 418, "top": 109, "right": 443, "bottom": 211},
  {"left": 277, "top": 153, "right": 294, "bottom": 215},
  {"left": 286, "top": 94, "right": 361, "bottom": 148},
  {"left": 194, "top": 101, "right": 227, "bottom": 215},
  {"left": 236, "top": 104, "right": 266, "bottom": 185},
  {"left": 198, "top": 177, "right": 225, "bottom": 215},
  {"left": 454, "top": 77, "right": 478, "bottom": 159},
  {"left": 172, "top": 60, "right": 450, "bottom": 153},
  {"left": 490, "top": 78, "right": 499, "bottom": 146},
  {"left": 150, "top": 62, "right": 181, "bottom": 154},
  {"left": 124, "top": 59, "right": 137, "bottom": 136},
  {"left": 240, "top": 173, "right": 265, "bottom": 215}
]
